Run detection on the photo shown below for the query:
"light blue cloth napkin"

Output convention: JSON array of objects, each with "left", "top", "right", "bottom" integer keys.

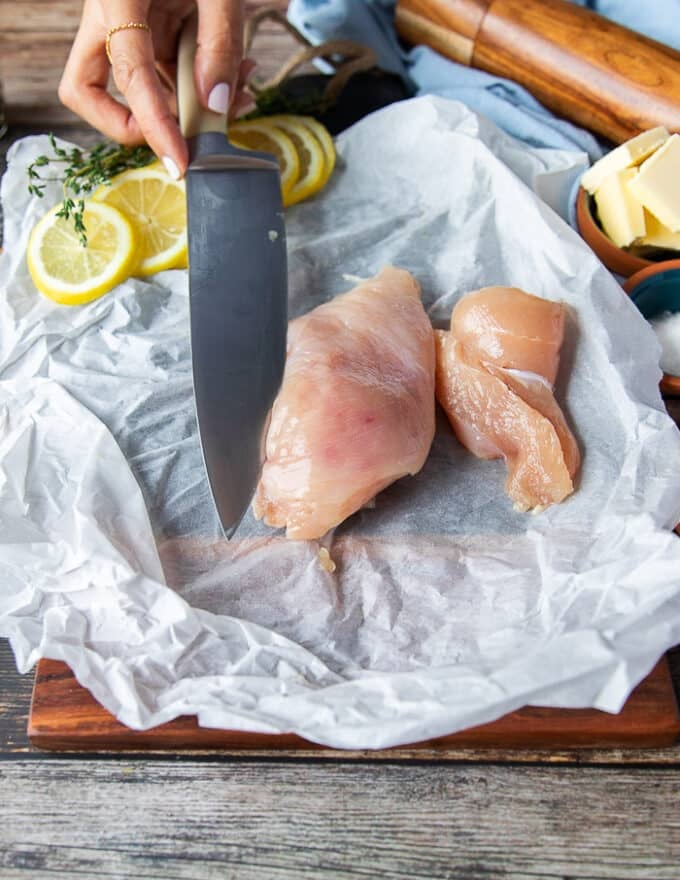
[{"left": 288, "top": 0, "right": 680, "bottom": 161}]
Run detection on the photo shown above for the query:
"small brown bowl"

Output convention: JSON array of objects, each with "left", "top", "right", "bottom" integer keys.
[
  {"left": 624, "top": 260, "right": 680, "bottom": 397},
  {"left": 575, "top": 187, "right": 654, "bottom": 278}
]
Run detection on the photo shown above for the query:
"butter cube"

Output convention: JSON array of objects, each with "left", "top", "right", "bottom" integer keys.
[
  {"left": 581, "top": 126, "right": 669, "bottom": 195},
  {"left": 594, "top": 168, "right": 646, "bottom": 248},
  {"left": 627, "top": 135, "right": 680, "bottom": 233},
  {"left": 640, "top": 209, "right": 680, "bottom": 250}
]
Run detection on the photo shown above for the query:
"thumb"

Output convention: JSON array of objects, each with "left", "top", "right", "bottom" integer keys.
[{"left": 194, "top": 0, "right": 244, "bottom": 115}]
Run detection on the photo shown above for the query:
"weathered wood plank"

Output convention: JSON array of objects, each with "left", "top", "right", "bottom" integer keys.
[
  {"left": 0, "top": 760, "right": 679, "bottom": 879},
  {"left": 0, "top": 33, "right": 73, "bottom": 107},
  {"left": 0, "top": 1, "right": 83, "bottom": 32},
  {"left": 0, "top": 0, "right": 288, "bottom": 30},
  {"left": 0, "top": 641, "right": 33, "bottom": 755},
  {"left": 0, "top": 0, "right": 295, "bottom": 117}
]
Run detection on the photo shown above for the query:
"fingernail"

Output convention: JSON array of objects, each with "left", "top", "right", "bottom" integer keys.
[
  {"left": 208, "top": 82, "right": 230, "bottom": 115},
  {"left": 162, "top": 156, "right": 181, "bottom": 181}
]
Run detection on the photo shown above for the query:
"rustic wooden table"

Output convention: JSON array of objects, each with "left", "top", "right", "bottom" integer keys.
[
  {"left": 2, "top": 640, "right": 680, "bottom": 878},
  {"left": 2, "top": 2, "right": 680, "bottom": 877}
]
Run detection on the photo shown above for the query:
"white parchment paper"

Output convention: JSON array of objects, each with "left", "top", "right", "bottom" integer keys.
[{"left": 2, "top": 97, "right": 680, "bottom": 749}]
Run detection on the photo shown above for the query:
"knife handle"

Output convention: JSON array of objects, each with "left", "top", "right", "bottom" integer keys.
[{"left": 177, "top": 11, "right": 228, "bottom": 140}]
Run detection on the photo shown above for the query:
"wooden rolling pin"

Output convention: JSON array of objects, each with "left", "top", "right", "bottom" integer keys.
[{"left": 395, "top": 0, "right": 680, "bottom": 143}]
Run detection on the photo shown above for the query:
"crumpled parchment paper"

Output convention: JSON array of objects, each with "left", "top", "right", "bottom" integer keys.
[{"left": 2, "top": 97, "right": 680, "bottom": 749}]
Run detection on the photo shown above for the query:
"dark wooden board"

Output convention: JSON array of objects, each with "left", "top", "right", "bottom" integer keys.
[{"left": 28, "top": 656, "right": 680, "bottom": 755}]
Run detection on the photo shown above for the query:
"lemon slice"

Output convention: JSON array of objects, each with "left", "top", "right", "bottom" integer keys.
[
  {"left": 27, "top": 201, "right": 137, "bottom": 306},
  {"left": 270, "top": 115, "right": 336, "bottom": 189},
  {"left": 259, "top": 116, "right": 327, "bottom": 205},
  {"left": 298, "top": 116, "right": 336, "bottom": 188},
  {"left": 93, "top": 166, "right": 187, "bottom": 276},
  {"left": 229, "top": 119, "right": 299, "bottom": 202}
]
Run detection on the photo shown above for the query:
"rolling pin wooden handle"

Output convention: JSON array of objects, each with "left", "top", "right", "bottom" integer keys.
[
  {"left": 177, "top": 11, "right": 227, "bottom": 139},
  {"left": 395, "top": 0, "right": 680, "bottom": 143}
]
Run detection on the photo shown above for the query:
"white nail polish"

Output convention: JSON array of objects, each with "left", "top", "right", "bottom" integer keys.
[
  {"left": 208, "top": 82, "right": 230, "bottom": 115},
  {"left": 162, "top": 156, "right": 181, "bottom": 181}
]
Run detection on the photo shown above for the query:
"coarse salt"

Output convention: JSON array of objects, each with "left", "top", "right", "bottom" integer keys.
[{"left": 650, "top": 311, "right": 680, "bottom": 377}]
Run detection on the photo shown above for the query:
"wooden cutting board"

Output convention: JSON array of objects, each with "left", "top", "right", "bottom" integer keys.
[{"left": 29, "top": 656, "right": 680, "bottom": 755}]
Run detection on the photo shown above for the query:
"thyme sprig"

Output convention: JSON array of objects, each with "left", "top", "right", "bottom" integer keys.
[
  {"left": 250, "top": 85, "right": 329, "bottom": 120},
  {"left": 27, "top": 134, "right": 154, "bottom": 246}
]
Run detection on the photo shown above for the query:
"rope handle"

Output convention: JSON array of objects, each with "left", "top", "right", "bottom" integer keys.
[{"left": 244, "top": 7, "right": 377, "bottom": 104}]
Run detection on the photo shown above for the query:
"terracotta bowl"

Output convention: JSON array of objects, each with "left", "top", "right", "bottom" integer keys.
[
  {"left": 624, "top": 260, "right": 680, "bottom": 397},
  {"left": 575, "top": 187, "right": 653, "bottom": 278}
]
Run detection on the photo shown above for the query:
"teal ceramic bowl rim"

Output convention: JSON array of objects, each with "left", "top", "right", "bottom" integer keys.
[
  {"left": 623, "top": 259, "right": 680, "bottom": 395},
  {"left": 624, "top": 259, "right": 680, "bottom": 310}
]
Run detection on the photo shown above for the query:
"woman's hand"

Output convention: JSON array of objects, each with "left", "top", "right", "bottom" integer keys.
[{"left": 59, "top": 0, "right": 252, "bottom": 179}]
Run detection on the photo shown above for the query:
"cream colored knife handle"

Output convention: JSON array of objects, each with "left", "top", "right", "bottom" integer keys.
[{"left": 177, "top": 11, "right": 227, "bottom": 139}]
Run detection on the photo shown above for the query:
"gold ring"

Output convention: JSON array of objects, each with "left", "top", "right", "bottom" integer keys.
[{"left": 105, "top": 22, "right": 151, "bottom": 64}]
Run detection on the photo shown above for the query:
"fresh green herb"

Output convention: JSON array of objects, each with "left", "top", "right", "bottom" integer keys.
[
  {"left": 27, "top": 134, "right": 154, "bottom": 246},
  {"left": 249, "top": 86, "right": 330, "bottom": 120}
]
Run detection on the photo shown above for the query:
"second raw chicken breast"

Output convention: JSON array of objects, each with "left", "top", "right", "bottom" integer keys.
[
  {"left": 253, "top": 267, "right": 436, "bottom": 540},
  {"left": 436, "top": 286, "right": 580, "bottom": 512}
]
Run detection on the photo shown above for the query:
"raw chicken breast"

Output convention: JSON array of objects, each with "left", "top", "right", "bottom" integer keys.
[
  {"left": 436, "top": 334, "right": 573, "bottom": 510},
  {"left": 484, "top": 365, "right": 580, "bottom": 480},
  {"left": 436, "top": 286, "right": 579, "bottom": 511},
  {"left": 253, "top": 267, "right": 436, "bottom": 540},
  {"left": 452, "top": 286, "right": 565, "bottom": 384}
]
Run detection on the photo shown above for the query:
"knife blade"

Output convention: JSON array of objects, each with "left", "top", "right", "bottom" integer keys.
[{"left": 178, "top": 14, "right": 287, "bottom": 537}]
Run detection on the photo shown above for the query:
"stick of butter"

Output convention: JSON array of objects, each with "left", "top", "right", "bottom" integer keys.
[
  {"left": 594, "top": 168, "right": 646, "bottom": 248},
  {"left": 640, "top": 209, "right": 680, "bottom": 250},
  {"left": 627, "top": 135, "right": 680, "bottom": 233},
  {"left": 581, "top": 127, "right": 669, "bottom": 195}
]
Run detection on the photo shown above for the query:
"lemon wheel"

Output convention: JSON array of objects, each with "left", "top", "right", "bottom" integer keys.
[
  {"left": 230, "top": 115, "right": 336, "bottom": 207},
  {"left": 260, "top": 116, "right": 327, "bottom": 206},
  {"left": 266, "top": 114, "right": 336, "bottom": 192},
  {"left": 297, "top": 116, "right": 336, "bottom": 188},
  {"left": 229, "top": 120, "right": 299, "bottom": 203},
  {"left": 93, "top": 166, "right": 187, "bottom": 276},
  {"left": 27, "top": 201, "right": 137, "bottom": 306}
]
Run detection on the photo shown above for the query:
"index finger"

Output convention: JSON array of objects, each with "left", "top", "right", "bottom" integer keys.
[
  {"left": 108, "top": 26, "right": 187, "bottom": 177},
  {"left": 59, "top": 19, "right": 147, "bottom": 146}
]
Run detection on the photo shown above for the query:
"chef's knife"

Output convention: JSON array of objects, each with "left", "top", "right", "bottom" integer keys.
[{"left": 177, "top": 14, "right": 287, "bottom": 537}]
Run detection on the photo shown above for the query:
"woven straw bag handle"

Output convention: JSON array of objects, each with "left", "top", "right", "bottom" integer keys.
[{"left": 244, "top": 6, "right": 377, "bottom": 104}]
